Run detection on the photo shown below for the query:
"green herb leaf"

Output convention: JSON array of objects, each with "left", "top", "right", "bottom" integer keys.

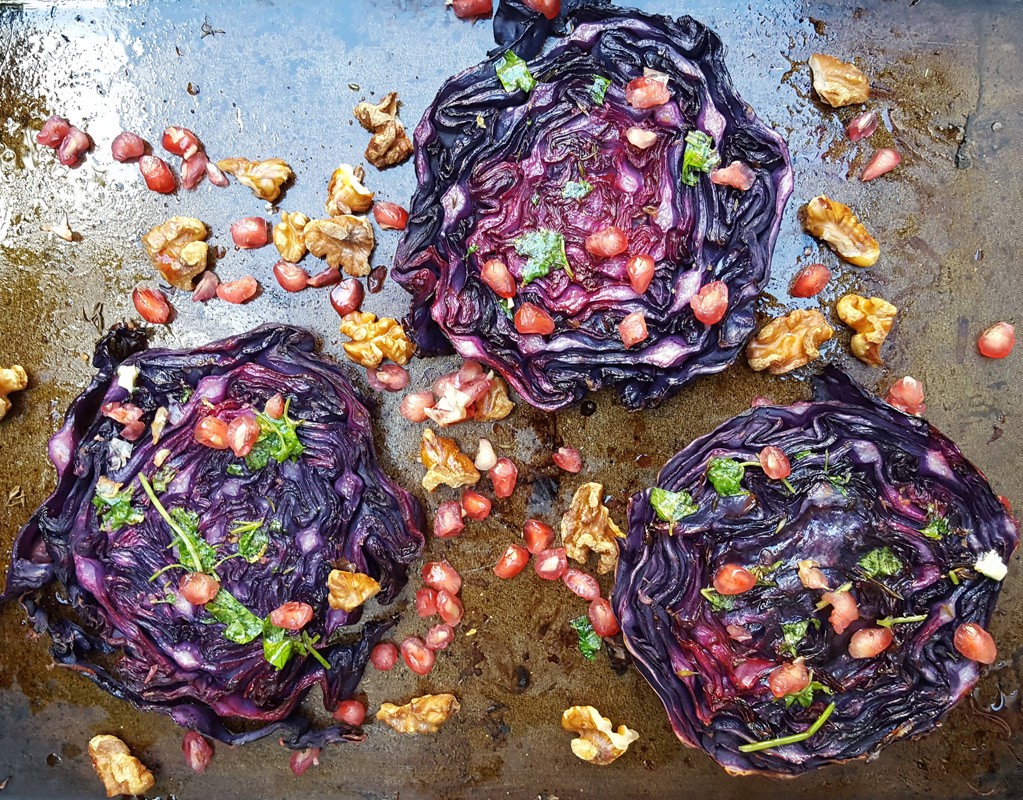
[
  {"left": 570, "top": 616, "right": 602, "bottom": 661},
  {"left": 877, "top": 614, "right": 928, "bottom": 628},
  {"left": 700, "top": 587, "right": 735, "bottom": 612},
  {"left": 858, "top": 546, "right": 903, "bottom": 579},
  {"left": 650, "top": 488, "right": 698, "bottom": 524},
  {"left": 589, "top": 75, "right": 611, "bottom": 104},
  {"left": 168, "top": 508, "right": 219, "bottom": 574},
  {"left": 707, "top": 458, "right": 745, "bottom": 496},
  {"left": 205, "top": 590, "right": 264, "bottom": 645},
  {"left": 783, "top": 679, "right": 833, "bottom": 709},
  {"left": 237, "top": 525, "right": 270, "bottom": 563},
  {"left": 496, "top": 51, "right": 536, "bottom": 94},
  {"left": 245, "top": 401, "right": 305, "bottom": 472},
  {"left": 151, "top": 466, "right": 176, "bottom": 494},
  {"left": 262, "top": 623, "right": 294, "bottom": 669},
  {"left": 921, "top": 516, "right": 952, "bottom": 540},
  {"left": 91, "top": 486, "right": 145, "bottom": 532},
  {"left": 562, "top": 179, "right": 593, "bottom": 201},
  {"left": 680, "top": 130, "right": 721, "bottom": 186},
  {"left": 739, "top": 701, "right": 836, "bottom": 753},
  {"left": 226, "top": 463, "right": 245, "bottom": 477},
  {"left": 514, "top": 229, "right": 572, "bottom": 285},
  {"left": 779, "top": 620, "right": 812, "bottom": 658},
  {"left": 498, "top": 297, "right": 515, "bottom": 319},
  {"left": 750, "top": 560, "right": 784, "bottom": 586}
]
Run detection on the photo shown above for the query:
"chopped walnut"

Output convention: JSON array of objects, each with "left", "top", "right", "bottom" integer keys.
[
  {"left": 376, "top": 693, "right": 460, "bottom": 735},
  {"left": 802, "top": 195, "right": 879, "bottom": 267},
  {"left": 339, "top": 311, "right": 415, "bottom": 368},
  {"left": 216, "top": 157, "right": 293, "bottom": 202},
  {"left": 326, "top": 164, "right": 374, "bottom": 216},
  {"left": 141, "top": 216, "right": 209, "bottom": 289},
  {"left": 836, "top": 294, "right": 898, "bottom": 366},
  {"left": 88, "top": 735, "right": 155, "bottom": 798},
  {"left": 561, "top": 706, "right": 639, "bottom": 766},
  {"left": 747, "top": 309, "right": 834, "bottom": 375},
  {"left": 353, "top": 92, "right": 414, "bottom": 169},
  {"left": 561, "top": 482, "right": 623, "bottom": 574},
  {"left": 420, "top": 428, "right": 480, "bottom": 491},
  {"left": 305, "top": 215, "right": 375, "bottom": 277},
  {"left": 475, "top": 373, "right": 515, "bottom": 421},
  {"left": 273, "top": 211, "right": 309, "bottom": 263},
  {"left": 326, "top": 569, "right": 381, "bottom": 612},
  {"left": 808, "top": 54, "right": 870, "bottom": 107},
  {"left": 0, "top": 365, "right": 27, "bottom": 421}
]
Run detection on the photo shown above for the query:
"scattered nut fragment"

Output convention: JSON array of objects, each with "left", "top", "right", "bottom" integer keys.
[
  {"left": 420, "top": 428, "right": 480, "bottom": 491},
  {"left": 339, "top": 311, "right": 415, "bottom": 368},
  {"left": 836, "top": 294, "right": 898, "bottom": 366},
  {"left": 474, "top": 374, "right": 515, "bottom": 421},
  {"left": 747, "top": 309, "right": 835, "bottom": 375},
  {"left": 561, "top": 706, "right": 639, "bottom": 766},
  {"left": 273, "top": 211, "right": 309, "bottom": 263},
  {"left": 561, "top": 482, "right": 623, "bottom": 574},
  {"left": 326, "top": 164, "right": 374, "bottom": 216},
  {"left": 0, "top": 365, "right": 27, "bottom": 421},
  {"left": 802, "top": 195, "right": 879, "bottom": 267},
  {"left": 376, "top": 693, "right": 460, "bottom": 735},
  {"left": 88, "top": 734, "right": 155, "bottom": 798},
  {"left": 353, "top": 92, "right": 414, "bottom": 169},
  {"left": 808, "top": 53, "right": 870, "bottom": 107},
  {"left": 142, "top": 217, "right": 210, "bottom": 289},
  {"left": 216, "top": 157, "right": 293, "bottom": 202},
  {"left": 327, "top": 569, "right": 381, "bottom": 612},
  {"left": 40, "top": 213, "right": 77, "bottom": 242},
  {"left": 305, "top": 215, "right": 375, "bottom": 277}
]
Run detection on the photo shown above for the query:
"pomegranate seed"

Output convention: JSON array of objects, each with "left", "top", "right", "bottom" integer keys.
[
  {"left": 822, "top": 589, "right": 860, "bottom": 635},
  {"left": 415, "top": 588, "right": 439, "bottom": 618},
  {"left": 36, "top": 115, "right": 70, "bottom": 148},
  {"left": 626, "top": 254, "right": 655, "bottom": 294},
  {"left": 619, "top": 311, "right": 648, "bottom": 348},
  {"left": 226, "top": 413, "right": 260, "bottom": 458},
  {"left": 954, "top": 622, "right": 997, "bottom": 664},
  {"left": 461, "top": 489, "right": 492, "bottom": 521},
  {"left": 523, "top": 519, "right": 555, "bottom": 555},
  {"left": 978, "top": 322, "right": 1015, "bottom": 359},
  {"left": 433, "top": 501, "right": 465, "bottom": 539},
  {"left": 330, "top": 279, "right": 364, "bottom": 316},
  {"left": 481, "top": 258, "right": 517, "bottom": 299},
  {"left": 709, "top": 161, "right": 755, "bottom": 191},
  {"left": 216, "top": 276, "right": 259, "bottom": 304},
  {"left": 790, "top": 263, "right": 831, "bottom": 298},
  {"left": 399, "top": 391, "right": 435, "bottom": 423},
  {"left": 474, "top": 439, "right": 497, "bottom": 472},
  {"left": 726, "top": 624, "right": 753, "bottom": 642},
  {"left": 139, "top": 155, "right": 175, "bottom": 193},
  {"left": 373, "top": 202, "right": 409, "bottom": 231},
  {"left": 194, "top": 416, "right": 229, "bottom": 450},
  {"left": 111, "top": 131, "right": 146, "bottom": 162},
  {"left": 308, "top": 267, "right": 341, "bottom": 288},
  {"left": 273, "top": 260, "right": 310, "bottom": 293},
  {"left": 422, "top": 560, "right": 462, "bottom": 594},
  {"left": 534, "top": 547, "right": 568, "bottom": 580},
  {"left": 178, "top": 572, "right": 220, "bottom": 605},
  {"left": 758, "top": 446, "right": 791, "bottom": 480},
  {"left": 366, "top": 365, "right": 410, "bottom": 393},
  {"left": 289, "top": 748, "right": 319, "bottom": 776},
  {"left": 860, "top": 148, "right": 900, "bottom": 182},
  {"left": 624, "top": 76, "right": 671, "bottom": 109},
  {"left": 333, "top": 699, "right": 366, "bottom": 726},
  {"left": 768, "top": 661, "right": 810, "bottom": 699},
  {"left": 625, "top": 127, "right": 658, "bottom": 149},
  {"left": 133, "top": 287, "right": 172, "bottom": 324},
  {"left": 713, "top": 563, "right": 756, "bottom": 595},
  {"left": 191, "top": 271, "right": 220, "bottom": 303},
  {"left": 370, "top": 642, "right": 398, "bottom": 671},
  {"left": 514, "top": 303, "right": 555, "bottom": 335},
  {"left": 494, "top": 544, "right": 529, "bottom": 579},
  {"left": 436, "top": 589, "right": 464, "bottom": 625},
  {"left": 588, "top": 597, "right": 620, "bottom": 636},
  {"left": 400, "top": 636, "right": 436, "bottom": 675},
  {"left": 425, "top": 623, "right": 455, "bottom": 651},
  {"left": 846, "top": 110, "right": 879, "bottom": 142},
  {"left": 584, "top": 225, "right": 628, "bottom": 259},
  {"left": 206, "top": 161, "right": 229, "bottom": 187},
  {"left": 689, "top": 281, "right": 729, "bottom": 325},
  {"left": 563, "top": 568, "right": 600, "bottom": 601},
  {"left": 182, "top": 731, "right": 213, "bottom": 774},
  {"left": 848, "top": 627, "right": 894, "bottom": 659},
  {"left": 180, "top": 152, "right": 208, "bottom": 190},
  {"left": 269, "top": 601, "right": 314, "bottom": 631},
  {"left": 885, "top": 376, "right": 926, "bottom": 416},
  {"left": 265, "top": 393, "right": 285, "bottom": 419},
  {"left": 57, "top": 127, "right": 91, "bottom": 167},
  {"left": 490, "top": 458, "right": 518, "bottom": 498},
  {"left": 523, "top": 0, "right": 560, "bottom": 20},
  {"left": 552, "top": 446, "right": 582, "bottom": 473},
  {"left": 452, "top": 0, "right": 492, "bottom": 18},
  {"left": 231, "top": 217, "right": 270, "bottom": 249},
  {"left": 798, "top": 559, "right": 830, "bottom": 590},
  {"left": 161, "top": 126, "right": 201, "bottom": 160}
]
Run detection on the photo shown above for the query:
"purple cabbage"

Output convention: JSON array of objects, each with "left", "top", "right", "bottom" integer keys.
[
  {"left": 613, "top": 368, "right": 1018, "bottom": 775},
  {"left": 393, "top": 0, "right": 793, "bottom": 410},
  {"left": 3, "top": 325, "right": 425, "bottom": 749}
]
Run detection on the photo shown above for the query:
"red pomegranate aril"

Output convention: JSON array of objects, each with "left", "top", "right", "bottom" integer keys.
[
  {"left": 584, "top": 225, "right": 628, "bottom": 259},
  {"left": 625, "top": 126, "right": 658, "bottom": 149},
  {"left": 194, "top": 416, "right": 229, "bottom": 450},
  {"left": 978, "top": 322, "right": 1015, "bottom": 359},
  {"left": 954, "top": 622, "right": 997, "bottom": 664},
  {"left": 758, "top": 446, "right": 791, "bottom": 480},
  {"left": 534, "top": 547, "right": 568, "bottom": 580},
  {"left": 452, "top": 0, "right": 492, "bottom": 18},
  {"left": 269, "top": 601, "right": 314, "bottom": 631},
  {"left": 217, "top": 276, "right": 259, "bottom": 304},
  {"left": 885, "top": 376, "right": 926, "bottom": 416},
  {"left": 790, "top": 263, "right": 831, "bottom": 298},
  {"left": 626, "top": 254, "right": 655, "bottom": 294},
  {"left": 422, "top": 560, "right": 462, "bottom": 594},
  {"left": 848, "top": 627, "right": 894, "bottom": 659},
  {"left": 433, "top": 501, "right": 466, "bottom": 539},
  {"left": 121, "top": 420, "right": 146, "bottom": 441},
  {"left": 494, "top": 544, "right": 529, "bottom": 579},
  {"left": 461, "top": 489, "right": 492, "bottom": 521},
  {"left": 206, "top": 161, "right": 229, "bottom": 187},
  {"left": 289, "top": 748, "right": 319, "bottom": 776},
  {"left": 625, "top": 76, "right": 671, "bottom": 109},
  {"left": 415, "top": 588, "right": 439, "bottom": 618},
  {"left": 139, "top": 155, "right": 175, "bottom": 193},
  {"left": 57, "top": 127, "right": 91, "bottom": 167},
  {"left": 370, "top": 641, "right": 398, "bottom": 671},
  {"left": 182, "top": 731, "right": 214, "bottom": 774},
  {"left": 727, "top": 624, "right": 753, "bottom": 642},
  {"left": 768, "top": 660, "right": 810, "bottom": 699},
  {"left": 481, "top": 258, "right": 516, "bottom": 299},
  {"left": 436, "top": 589, "right": 464, "bottom": 626},
  {"left": 709, "top": 161, "right": 755, "bottom": 191},
  {"left": 860, "top": 148, "right": 900, "bottom": 182},
  {"left": 274, "top": 260, "right": 310, "bottom": 293},
  {"left": 425, "top": 623, "right": 456, "bottom": 651},
  {"left": 798, "top": 559, "right": 830, "bottom": 590},
  {"left": 178, "top": 572, "right": 220, "bottom": 605},
  {"left": 36, "top": 115, "right": 70, "bottom": 148},
  {"left": 514, "top": 303, "right": 555, "bottom": 335},
  {"left": 846, "top": 110, "right": 879, "bottom": 142},
  {"left": 101, "top": 402, "right": 143, "bottom": 425},
  {"left": 822, "top": 590, "right": 860, "bottom": 634},
  {"left": 133, "top": 287, "right": 172, "bottom": 324},
  {"left": 588, "top": 597, "right": 620, "bottom": 636},
  {"left": 553, "top": 445, "right": 582, "bottom": 473},
  {"left": 226, "top": 413, "right": 260, "bottom": 458},
  {"left": 111, "top": 131, "right": 146, "bottom": 162},
  {"left": 399, "top": 391, "right": 435, "bottom": 423},
  {"left": 524, "top": 0, "right": 560, "bottom": 19},
  {"left": 231, "top": 217, "right": 270, "bottom": 249},
  {"left": 191, "top": 271, "right": 219, "bottom": 302},
  {"left": 619, "top": 311, "right": 648, "bottom": 348},
  {"left": 401, "top": 636, "right": 436, "bottom": 675},
  {"left": 162, "top": 126, "right": 201, "bottom": 160},
  {"left": 265, "top": 393, "right": 285, "bottom": 419},
  {"left": 308, "top": 267, "right": 341, "bottom": 288},
  {"left": 713, "top": 563, "right": 756, "bottom": 596},
  {"left": 330, "top": 279, "right": 364, "bottom": 315},
  {"left": 180, "top": 152, "right": 208, "bottom": 190},
  {"left": 373, "top": 202, "right": 409, "bottom": 231},
  {"left": 333, "top": 699, "right": 366, "bottom": 726},
  {"left": 523, "top": 519, "right": 555, "bottom": 555},
  {"left": 563, "top": 568, "right": 600, "bottom": 601},
  {"left": 490, "top": 458, "right": 518, "bottom": 498},
  {"left": 366, "top": 364, "right": 410, "bottom": 393},
  {"left": 690, "top": 281, "right": 729, "bottom": 325}
]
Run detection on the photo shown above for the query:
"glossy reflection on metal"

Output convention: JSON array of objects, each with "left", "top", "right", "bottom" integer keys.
[{"left": 0, "top": 1, "right": 1021, "bottom": 798}]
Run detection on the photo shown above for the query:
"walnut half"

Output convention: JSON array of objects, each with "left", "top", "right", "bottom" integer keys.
[
  {"left": 808, "top": 54, "right": 870, "bottom": 107},
  {"left": 305, "top": 215, "right": 375, "bottom": 277},
  {"left": 376, "top": 693, "right": 460, "bottom": 735},
  {"left": 217, "top": 157, "right": 293, "bottom": 202},
  {"left": 837, "top": 293, "right": 898, "bottom": 366},
  {"left": 420, "top": 428, "right": 480, "bottom": 492},
  {"left": 273, "top": 211, "right": 309, "bottom": 263},
  {"left": 326, "top": 569, "right": 380, "bottom": 612},
  {"left": 747, "top": 309, "right": 835, "bottom": 375},
  {"left": 326, "top": 164, "right": 374, "bottom": 216},
  {"left": 353, "top": 92, "right": 414, "bottom": 169},
  {"left": 141, "top": 216, "right": 209, "bottom": 289},
  {"left": 802, "top": 195, "right": 879, "bottom": 267},
  {"left": 562, "top": 706, "right": 639, "bottom": 766},
  {"left": 561, "top": 482, "right": 623, "bottom": 574},
  {"left": 339, "top": 311, "right": 415, "bottom": 368},
  {"left": 88, "top": 735, "right": 155, "bottom": 798},
  {"left": 0, "top": 365, "right": 28, "bottom": 421}
]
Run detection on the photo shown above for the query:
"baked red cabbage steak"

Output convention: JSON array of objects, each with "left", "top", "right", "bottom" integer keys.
[
  {"left": 393, "top": 0, "right": 793, "bottom": 410},
  {"left": 3, "top": 325, "right": 425, "bottom": 749},
  {"left": 614, "top": 368, "right": 1018, "bottom": 775}
]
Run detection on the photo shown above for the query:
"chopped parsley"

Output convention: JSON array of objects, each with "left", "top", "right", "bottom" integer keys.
[
  {"left": 779, "top": 619, "right": 819, "bottom": 658},
  {"left": 680, "top": 130, "right": 721, "bottom": 186},
  {"left": 233, "top": 520, "right": 270, "bottom": 563},
  {"left": 245, "top": 401, "right": 305, "bottom": 472},
  {"left": 562, "top": 179, "right": 594, "bottom": 201},
  {"left": 650, "top": 487, "right": 698, "bottom": 527},
  {"left": 496, "top": 51, "right": 536, "bottom": 94},
  {"left": 226, "top": 463, "right": 245, "bottom": 477},
  {"left": 513, "top": 228, "right": 573, "bottom": 285},
  {"left": 205, "top": 590, "right": 265, "bottom": 645},
  {"left": 570, "top": 616, "right": 602, "bottom": 661},
  {"left": 706, "top": 458, "right": 745, "bottom": 496},
  {"left": 858, "top": 546, "right": 903, "bottom": 580},
  {"left": 91, "top": 485, "right": 144, "bottom": 532},
  {"left": 739, "top": 701, "right": 836, "bottom": 753},
  {"left": 750, "top": 560, "right": 784, "bottom": 586},
  {"left": 151, "top": 466, "right": 176, "bottom": 494},
  {"left": 921, "top": 515, "right": 952, "bottom": 540},
  {"left": 139, "top": 474, "right": 218, "bottom": 574},
  {"left": 783, "top": 678, "right": 833, "bottom": 709},
  {"left": 588, "top": 75, "right": 611, "bottom": 104},
  {"left": 263, "top": 623, "right": 331, "bottom": 671},
  {"left": 700, "top": 587, "right": 735, "bottom": 612}
]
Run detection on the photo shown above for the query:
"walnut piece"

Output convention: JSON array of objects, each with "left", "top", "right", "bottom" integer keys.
[
  {"left": 802, "top": 195, "right": 879, "bottom": 267},
  {"left": 305, "top": 215, "right": 375, "bottom": 277},
  {"left": 326, "top": 569, "right": 381, "bottom": 612},
  {"left": 420, "top": 428, "right": 480, "bottom": 491},
  {"left": 747, "top": 309, "right": 834, "bottom": 375},
  {"left": 0, "top": 365, "right": 27, "bottom": 421},
  {"left": 273, "top": 211, "right": 309, "bottom": 263},
  {"left": 376, "top": 693, "right": 460, "bottom": 735},
  {"left": 561, "top": 482, "right": 623, "bottom": 574},
  {"left": 836, "top": 293, "right": 898, "bottom": 366},
  {"left": 561, "top": 706, "right": 639, "bottom": 766},
  {"left": 88, "top": 735, "right": 155, "bottom": 798},
  {"left": 141, "top": 216, "right": 209, "bottom": 289},
  {"left": 339, "top": 310, "right": 415, "bottom": 368},
  {"left": 475, "top": 374, "right": 515, "bottom": 421},
  {"left": 353, "top": 92, "right": 414, "bottom": 169},
  {"left": 808, "top": 54, "right": 870, "bottom": 107},
  {"left": 216, "top": 157, "right": 293, "bottom": 202},
  {"left": 326, "top": 164, "right": 374, "bottom": 216}
]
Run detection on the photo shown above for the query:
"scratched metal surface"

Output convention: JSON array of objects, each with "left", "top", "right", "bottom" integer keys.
[{"left": 0, "top": 0, "right": 1021, "bottom": 797}]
